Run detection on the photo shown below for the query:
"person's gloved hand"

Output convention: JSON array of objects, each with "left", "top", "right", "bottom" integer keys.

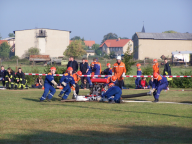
[
  {"left": 122, "top": 73, "right": 126, "bottom": 77},
  {"left": 73, "top": 90, "right": 77, "bottom": 98},
  {"left": 73, "top": 84, "right": 76, "bottom": 88}
]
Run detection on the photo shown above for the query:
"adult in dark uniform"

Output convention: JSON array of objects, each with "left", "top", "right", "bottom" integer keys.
[
  {"left": 15, "top": 68, "right": 27, "bottom": 90},
  {"left": 0, "top": 66, "right": 7, "bottom": 87},
  {"left": 163, "top": 58, "right": 172, "bottom": 89},
  {"left": 67, "top": 56, "right": 78, "bottom": 73}
]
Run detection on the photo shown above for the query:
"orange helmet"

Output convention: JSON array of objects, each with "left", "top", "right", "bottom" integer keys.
[
  {"left": 77, "top": 71, "right": 82, "bottom": 76},
  {"left": 91, "top": 62, "right": 94, "bottom": 66},
  {"left": 153, "top": 59, "right": 157, "bottom": 62},
  {"left": 50, "top": 67, "right": 56, "bottom": 71},
  {"left": 67, "top": 67, "right": 73, "bottom": 71},
  {"left": 107, "top": 63, "right": 111, "bottom": 66},
  {"left": 136, "top": 63, "right": 141, "bottom": 67},
  {"left": 109, "top": 83, "right": 115, "bottom": 88},
  {"left": 85, "top": 60, "right": 88, "bottom": 62},
  {"left": 111, "top": 75, "right": 117, "bottom": 82},
  {"left": 153, "top": 72, "right": 159, "bottom": 79}
]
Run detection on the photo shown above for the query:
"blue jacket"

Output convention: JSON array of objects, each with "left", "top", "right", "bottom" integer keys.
[
  {"left": 60, "top": 73, "right": 75, "bottom": 86},
  {"left": 87, "top": 65, "right": 92, "bottom": 75},
  {"left": 103, "top": 68, "right": 112, "bottom": 75},
  {"left": 93, "top": 63, "right": 100, "bottom": 75},
  {"left": 45, "top": 73, "right": 55, "bottom": 86},
  {"left": 0, "top": 69, "right": 7, "bottom": 79},
  {"left": 135, "top": 69, "right": 142, "bottom": 86},
  {"left": 102, "top": 86, "right": 122, "bottom": 97},
  {"left": 152, "top": 75, "right": 168, "bottom": 89}
]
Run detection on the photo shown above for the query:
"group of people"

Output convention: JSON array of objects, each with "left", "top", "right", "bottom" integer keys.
[{"left": 0, "top": 66, "right": 28, "bottom": 90}]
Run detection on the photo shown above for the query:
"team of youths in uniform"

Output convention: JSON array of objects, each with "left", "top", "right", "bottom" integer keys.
[{"left": 0, "top": 57, "right": 171, "bottom": 103}]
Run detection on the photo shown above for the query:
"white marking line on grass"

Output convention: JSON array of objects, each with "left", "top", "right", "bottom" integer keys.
[{"left": 123, "top": 100, "right": 192, "bottom": 105}]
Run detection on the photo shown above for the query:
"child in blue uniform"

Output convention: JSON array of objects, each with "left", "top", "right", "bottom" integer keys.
[
  {"left": 85, "top": 60, "right": 92, "bottom": 87},
  {"left": 135, "top": 63, "right": 142, "bottom": 89},
  {"left": 102, "top": 63, "right": 112, "bottom": 78},
  {"left": 58, "top": 67, "right": 75, "bottom": 100},
  {"left": 40, "top": 67, "right": 58, "bottom": 102},
  {"left": 101, "top": 83, "right": 122, "bottom": 104},
  {"left": 151, "top": 72, "right": 168, "bottom": 102},
  {"left": 93, "top": 62, "right": 100, "bottom": 75}
]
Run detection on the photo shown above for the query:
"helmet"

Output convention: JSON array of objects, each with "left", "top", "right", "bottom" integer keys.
[
  {"left": 50, "top": 67, "right": 56, "bottom": 71},
  {"left": 153, "top": 72, "right": 159, "bottom": 79},
  {"left": 77, "top": 71, "right": 82, "bottom": 76},
  {"left": 109, "top": 83, "right": 115, "bottom": 88},
  {"left": 136, "top": 63, "right": 141, "bottom": 67},
  {"left": 91, "top": 62, "right": 95, "bottom": 66},
  {"left": 107, "top": 63, "right": 111, "bottom": 66},
  {"left": 111, "top": 76, "right": 117, "bottom": 82},
  {"left": 85, "top": 60, "right": 88, "bottom": 62},
  {"left": 153, "top": 59, "right": 157, "bottom": 62},
  {"left": 67, "top": 67, "right": 73, "bottom": 71},
  {"left": 116, "top": 56, "right": 121, "bottom": 60}
]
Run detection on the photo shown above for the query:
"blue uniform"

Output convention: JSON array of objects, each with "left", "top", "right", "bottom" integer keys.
[
  {"left": 135, "top": 69, "right": 142, "bottom": 88},
  {"left": 93, "top": 63, "right": 100, "bottom": 75},
  {"left": 101, "top": 86, "right": 122, "bottom": 103},
  {"left": 152, "top": 75, "right": 168, "bottom": 100},
  {"left": 86, "top": 66, "right": 92, "bottom": 86},
  {"left": 40, "top": 73, "right": 56, "bottom": 101},
  {"left": 103, "top": 68, "right": 112, "bottom": 78},
  {"left": 59, "top": 73, "right": 75, "bottom": 99}
]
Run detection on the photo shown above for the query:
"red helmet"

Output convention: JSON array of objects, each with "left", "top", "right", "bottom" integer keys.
[
  {"left": 77, "top": 71, "right": 82, "bottom": 76},
  {"left": 111, "top": 76, "right": 117, "bottom": 82},
  {"left": 50, "top": 67, "right": 56, "bottom": 71},
  {"left": 153, "top": 59, "right": 158, "bottom": 62},
  {"left": 153, "top": 72, "right": 159, "bottom": 79},
  {"left": 67, "top": 67, "right": 73, "bottom": 71},
  {"left": 136, "top": 63, "right": 141, "bottom": 67},
  {"left": 109, "top": 83, "right": 115, "bottom": 88},
  {"left": 107, "top": 63, "right": 111, "bottom": 66}
]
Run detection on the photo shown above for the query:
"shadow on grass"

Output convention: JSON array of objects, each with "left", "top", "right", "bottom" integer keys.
[
  {"left": 0, "top": 125, "right": 192, "bottom": 143},
  {"left": 50, "top": 103, "right": 192, "bottom": 119}
]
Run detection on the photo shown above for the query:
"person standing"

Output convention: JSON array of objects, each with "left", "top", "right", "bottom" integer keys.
[
  {"left": 153, "top": 59, "right": 159, "bottom": 74},
  {"left": 135, "top": 63, "right": 142, "bottom": 89},
  {"left": 80, "top": 58, "right": 89, "bottom": 85},
  {"left": 0, "top": 66, "right": 7, "bottom": 87},
  {"left": 67, "top": 56, "right": 78, "bottom": 73},
  {"left": 163, "top": 58, "right": 172, "bottom": 90},
  {"left": 71, "top": 71, "right": 82, "bottom": 99},
  {"left": 112, "top": 56, "right": 126, "bottom": 89}
]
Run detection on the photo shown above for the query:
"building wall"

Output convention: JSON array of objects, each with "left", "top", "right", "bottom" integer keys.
[
  {"left": 15, "top": 29, "right": 70, "bottom": 58},
  {"left": 123, "top": 40, "right": 133, "bottom": 54},
  {"left": 138, "top": 39, "right": 192, "bottom": 60}
]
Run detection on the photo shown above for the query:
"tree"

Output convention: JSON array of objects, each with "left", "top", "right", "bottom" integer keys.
[
  {"left": 91, "top": 44, "right": 100, "bottom": 50},
  {"left": 0, "top": 42, "right": 10, "bottom": 59},
  {"left": 162, "top": 30, "right": 178, "bottom": 33},
  {"left": 0, "top": 33, "right": 2, "bottom": 40},
  {"left": 8, "top": 33, "right": 15, "bottom": 37},
  {"left": 120, "top": 37, "right": 129, "bottom": 39},
  {"left": 64, "top": 40, "right": 86, "bottom": 58},
  {"left": 122, "top": 45, "right": 136, "bottom": 75},
  {"left": 24, "top": 47, "right": 40, "bottom": 58},
  {"left": 95, "top": 48, "right": 102, "bottom": 56},
  {"left": 101, "top": 33, "right": 118, "bottom": 44},
  {"left": 109, "top": 51, "right": 115, "bottom": 58},
  {"left": 71, "top": 36, "right": 83, "bottom": 40}
]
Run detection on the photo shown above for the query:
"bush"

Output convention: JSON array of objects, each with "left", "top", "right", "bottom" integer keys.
[
  {"left": 169, "top": 71, "right": 192, "bottom": 88},
  {"left": 142, "top": 65, "right": 153, "bottom": 82},
  {"left": 10, "top": 56, "right": 19, "bottom": 60},
  {"left": 25, "top": 67, "right": 41, "bottom": 85}
]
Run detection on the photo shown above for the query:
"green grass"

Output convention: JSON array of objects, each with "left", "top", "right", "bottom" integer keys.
[{"left": 0, "top": 89, "right": 192, "bottom": 143}]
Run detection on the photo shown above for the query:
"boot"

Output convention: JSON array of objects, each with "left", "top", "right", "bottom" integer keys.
[
  {"left": 58, "top": 94, "right": 62, "bottom": 97},
  {"left": 10, "top": 84, "right": 14, "bottom": 90},
  {"left": 15, "top": 85, "right": 17, "bottom": 90},
  {"left": 108, "top": 100, "right": 115, "bottom": 104},
  {"left": 152, "top": 99, "right": 159, "bottom": 102},
  {"left": 21, "top": 85, "right": 23, "bottom": 90}
]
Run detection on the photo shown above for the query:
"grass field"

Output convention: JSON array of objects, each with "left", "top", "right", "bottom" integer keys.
[{"left": 0, "top": 88, "right": 192, "bottom": 143}]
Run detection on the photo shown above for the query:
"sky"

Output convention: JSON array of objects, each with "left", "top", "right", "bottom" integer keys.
[{"left": 0, "top": 0, "right": 192, "bottom": 44}]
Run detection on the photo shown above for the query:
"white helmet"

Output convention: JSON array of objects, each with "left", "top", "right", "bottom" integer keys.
[{"left": 116, "top": 56, "right": 121, "bottom": 60}]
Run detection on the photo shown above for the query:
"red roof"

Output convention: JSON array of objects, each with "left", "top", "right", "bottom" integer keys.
[
  {"left": 0, "top": 40, "right": 8, "bottom": 45},
  {"left": 70, "top": 40, "right": 95, "bottom": 47},
  {"left": 100, "top": 39, "right": 132, "bottom": 47}
]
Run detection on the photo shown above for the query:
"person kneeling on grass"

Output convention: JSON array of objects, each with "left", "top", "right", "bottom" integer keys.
[
  {"left": 58, "top": 67, "right": 76, "bottom": 100},
  {"left": 32, "top": 76, "right": 44, "bottom": 88},
  {"left": 148, "top": 72, "right": 168, "bottom": 102},
  {"left": 40, "top": 67, "right": 59, "bottom": 102},
  {"left": 100, "top": 83, "right": 122, "bottom": 104}
]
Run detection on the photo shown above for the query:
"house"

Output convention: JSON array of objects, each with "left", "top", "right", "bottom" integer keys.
[
  {"left": 86, "top": 50, "right": 95, "bottom": 58},
  {"left": 132, "top": 32, "right": 192, "bottom": 60},
  {"left": 99, "top": 38, "right": 133, "bottom": 55},
  {"left": 0, "top": 40, "right": 8, "bottom": 46},
  {"left": 70, "top": 40, "right": 95, "bottom": 48},
  {"left": 14, "top": 28, "right": 71, "bottom": 58},
  {"left": 2, "top": 37, "right": 15, "bottom": 47}
]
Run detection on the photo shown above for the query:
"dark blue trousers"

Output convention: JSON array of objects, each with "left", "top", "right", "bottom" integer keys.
[
  {"left": 153, "top": 83, "right": 168, "bottom": 99},
  {"left": 40, "top": 83, "right": 56, "bottom": 101}
]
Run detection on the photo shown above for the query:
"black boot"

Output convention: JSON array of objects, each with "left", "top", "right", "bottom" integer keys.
[
  {"left": 108, "top": 100, "right": 115, "bottom": 104},
  {"left": 15, "top": 85, "right": 17, "bottom": 90},
  {"left": 152, "top": 99, "right": 159, "bottom": 102},
  {"left": 58, "top": 94, "right": 62, "bottom": 97},
  {"left": 10, "top": 84, "right": 14, "bottom": 90},
  {"left": 21, "top": 85, "right": 23, "bottom": 90}
]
